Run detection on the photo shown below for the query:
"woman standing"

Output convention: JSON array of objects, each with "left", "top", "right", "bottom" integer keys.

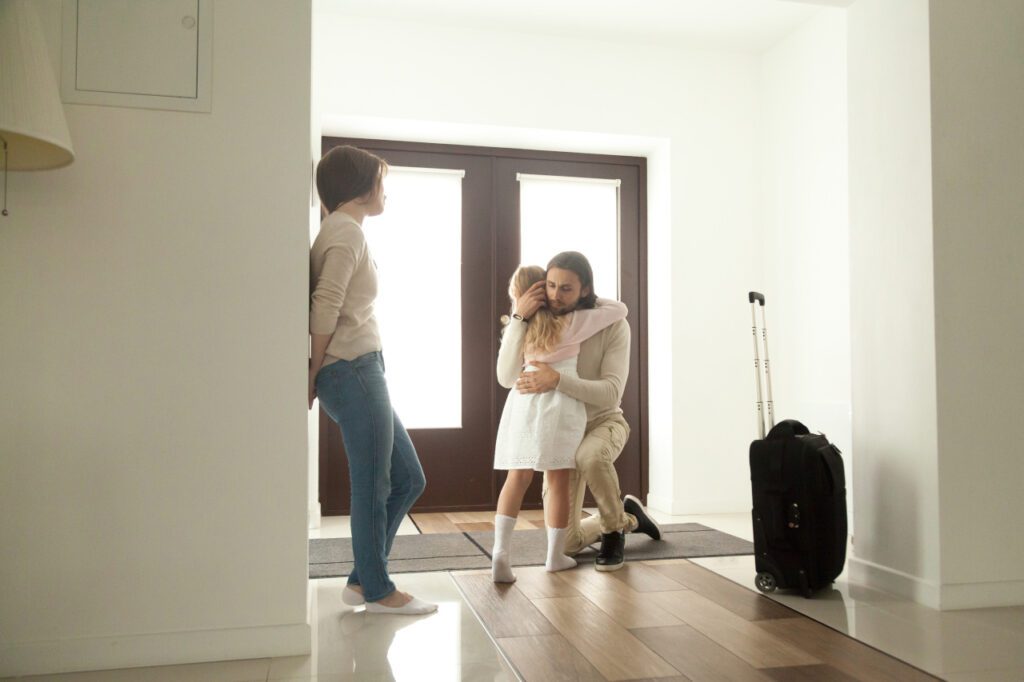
[{"left": 309, "top": 145, "right": 435, "bottom": 615}]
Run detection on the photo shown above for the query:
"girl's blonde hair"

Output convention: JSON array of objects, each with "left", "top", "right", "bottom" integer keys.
[{"left": 509, "top": 265, "right": 566, "bottom": 354}]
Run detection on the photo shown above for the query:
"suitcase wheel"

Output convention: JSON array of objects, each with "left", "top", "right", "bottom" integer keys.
[{"left": 755, "top": 572, "right": 777, "bottom": 594}]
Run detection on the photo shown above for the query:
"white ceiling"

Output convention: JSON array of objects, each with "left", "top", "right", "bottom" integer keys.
[{"left": 318, "top": 0, "right": 853, "bottom": 52}]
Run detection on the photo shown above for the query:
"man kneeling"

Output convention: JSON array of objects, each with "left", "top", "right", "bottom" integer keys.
[{"left": 509, "top": 251, "right": 662, "bottom": 571}]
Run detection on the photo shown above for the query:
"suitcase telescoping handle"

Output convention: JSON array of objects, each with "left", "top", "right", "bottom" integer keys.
[{"left": 749, "top": 292, "right": 776, "bottom": 439}]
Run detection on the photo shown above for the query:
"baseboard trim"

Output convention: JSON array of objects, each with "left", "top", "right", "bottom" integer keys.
[
  {"left": 938, "top": 578, "right": 1024, "bottom": 610},
  {"left": 1, "top": 621, "right": 311, "bottom": 678},
  {"left": 644, "top": 493, "right": 673, "bottom": 514},
  {"left": 849, "top": 555, "right": 1024, "bottom": 610},
  {"left": 848, "top": 555, "right": 941, "bottom": 609},
  {"left": 644, "top": 494, "right": 751, "bottom": 517}
]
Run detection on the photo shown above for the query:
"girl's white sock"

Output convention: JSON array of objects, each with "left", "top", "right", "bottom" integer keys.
[
  {"left": 545, "top": 526, "right": 578, "bottom": 573},
  {"left": 492, "top": 514, "right": 517, "bottom": 583}
]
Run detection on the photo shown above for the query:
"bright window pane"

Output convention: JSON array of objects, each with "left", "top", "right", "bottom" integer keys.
[
  {"left": 518, "top": 174, "right": 620, "bottom": 298},
  {"left": 363, "top": 167, "right": 463, "bottom": 429}
]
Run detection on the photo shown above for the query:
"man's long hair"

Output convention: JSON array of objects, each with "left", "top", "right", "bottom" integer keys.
[{"left": 547, "top": 251, "right": 597, "bottom": 310}]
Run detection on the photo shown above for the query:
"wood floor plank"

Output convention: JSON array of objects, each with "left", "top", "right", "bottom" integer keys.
[
  {"left": 653, "top": 592, "right": 820, "bottom": 669},
  {"left": 409, "top": 512, "right": 460, "bottom": 534},
  {"left": 581, "top": 589, "right": 683, "bottom": 630},
  {"left": 456, "top": 521, "right": 494, "bottom": 531},
  {"left": 445, "top": 511, "right": 495, "bottom": 524},
  {"left": 513, "top": 566, "right": 584, "bottom": 600},
  {"left": 498, "top": 633, "right": 607, "bottom": 681},
  {"left": 532, "top": 596, "right": 681, "bottom": 681},
  {"left": 754, "top": 617, "right": 941, "bottom": 681},
  {"left": 555, "top": 568, "right": 684, "bottom": 629},
  {"left": 646, "top": 560, "right": 794, "bottom": 621},
  {"left": 453, "top": 573, "right": 555, "bottom": 638},
  {"left": 761, "top": 664, "right": 861, "bottom": 681},
  {"left": 631, "top": 624, "right": 773, "bottom": 682},
  {"left": 608, "top": 562, "right": 689, "bottom": 592},
  {"left": 444, "top": 507, "right": 495, "bottom": 522},
  {"left": 448, "top": 510, "right": 534, "bottom": 530},
  {"left": 558, "top": 564, "right": 663, "bottom": 597}
]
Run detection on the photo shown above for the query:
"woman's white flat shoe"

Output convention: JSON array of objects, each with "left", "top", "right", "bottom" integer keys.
[
  {"left": 341, "top": 586, "right": 365, "bottom": 606},
  {"left": 365, "top": 596, "right": 438, "bottom": 615}
]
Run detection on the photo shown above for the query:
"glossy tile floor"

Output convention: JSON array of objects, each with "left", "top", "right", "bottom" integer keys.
[
  {"left": 2, "top": 571, "right": 515, "bottom": 682},
  {"left": 7, "top": 510, "right": 1023, "bottom": 681},
  {"left": 670, "top": 511, "right": 1024, "bottom": 682}
]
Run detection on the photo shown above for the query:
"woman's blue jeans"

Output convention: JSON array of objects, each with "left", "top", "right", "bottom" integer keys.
[{"left": 315, "top": 351, "right": 426, "bottom": 602}]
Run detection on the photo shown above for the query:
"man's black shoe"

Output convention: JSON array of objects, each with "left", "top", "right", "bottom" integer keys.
[
  {"left": 623, "top": 494, "right": 662, "bottom": 541},
  {"left": 595, "top": 531, "right": 625, "bottom": 572}
]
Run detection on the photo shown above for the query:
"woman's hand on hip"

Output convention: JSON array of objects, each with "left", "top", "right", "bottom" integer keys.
[
  {"left": 308, "top": 366, "right": 318, "bottom": 410},
  {"left": 517, "top": 362, "right": 560, "bottom": 394}
]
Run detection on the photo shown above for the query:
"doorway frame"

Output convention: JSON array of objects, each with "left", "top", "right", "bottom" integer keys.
[{"left": 318, "top": 136, "right": 649, "bottom": 513}]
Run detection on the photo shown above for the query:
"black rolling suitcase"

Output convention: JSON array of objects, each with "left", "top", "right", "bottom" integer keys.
[{"left": 747, "top": 292, "right": 847, "bottom": 597}]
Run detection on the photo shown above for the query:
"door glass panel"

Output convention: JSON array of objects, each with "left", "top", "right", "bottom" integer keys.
[
  {"left": 363, "top": 166, "right": 464, "bottom": 429},
  {"left": 517, "top": 174, "right": 621, "bottom": 298}
]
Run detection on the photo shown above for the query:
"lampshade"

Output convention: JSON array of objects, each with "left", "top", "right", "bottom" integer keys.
[{"left": 0, "top": 0, "right": 75, "bottom": 170}]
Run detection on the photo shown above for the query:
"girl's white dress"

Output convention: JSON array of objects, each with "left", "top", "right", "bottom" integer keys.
[
  {"left": 493, "top": 299, "right": 628, "bottom": 471},
  {"left": 494, "top": 357, "right": 586, "bottom": 470}
]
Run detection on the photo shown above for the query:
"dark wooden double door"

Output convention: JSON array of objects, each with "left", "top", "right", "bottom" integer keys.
[{"left": 319, "top": 138, "right": 647, "bottom": 514}]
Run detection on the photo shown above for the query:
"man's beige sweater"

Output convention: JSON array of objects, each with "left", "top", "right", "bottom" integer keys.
[{"left": 497, "top": 316, "right": 631, "bottom": 423}]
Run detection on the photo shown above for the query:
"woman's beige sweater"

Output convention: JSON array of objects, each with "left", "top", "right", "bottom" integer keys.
[{"left": 309, "top": 211, "right": 381, "bottom": 365}]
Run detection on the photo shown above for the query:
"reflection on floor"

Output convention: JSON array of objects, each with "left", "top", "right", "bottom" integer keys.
[
  {"left": 274, "top": 572, "right": 515, "bottom": 681},
  {"left": 410, "top": 510, "right": 593, "bottom": 534},
  {"left": 2, "top": 572, "right": 516, "bottom": 682},
  {"left": 412, "top": 510, "right": 547, "bottom": 533},
  {"left": 454, "top": 561, "right": 938, "bottom": 681},
  {"left": 8, "top": 511, "right": 1024, "bottom": 681},
  {"left": 311, "top": 508, "right": 1024, "bottom": 681}
]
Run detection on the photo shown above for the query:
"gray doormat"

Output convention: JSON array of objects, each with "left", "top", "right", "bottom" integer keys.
[{"left": 309, "top": 523, "right": 753, "bottom": 579}]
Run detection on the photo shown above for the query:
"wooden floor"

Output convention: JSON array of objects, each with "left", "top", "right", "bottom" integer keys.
[
  {"left": 412, "top": 510, "right": 589, "bottom": 533},
  {"left": 453, "top": 558, "right": 941, "bottom": 682}
]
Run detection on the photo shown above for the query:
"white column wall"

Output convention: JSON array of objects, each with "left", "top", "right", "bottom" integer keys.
[
  {"left": 0, "top": 1, "right": 313, "bottom": 675},
  {"left": 847, "top": 0, "right": 943, "bottom": 606},
  {"left": 930, "top": 0, "right": 1024, "bottom": 608},
  {"left": 848, "top": 0, "right": 1024, "bottom": 610}
]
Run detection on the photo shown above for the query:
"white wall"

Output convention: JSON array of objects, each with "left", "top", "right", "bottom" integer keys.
[
  {"left": 847, "top": 0, "right": 943, "bottom": 605},
  {"left": 0, "top": 1, "right": 313, "bottom": 675},
  {"left": 930, "top": 0, "right": 1024, "bottom": 608},
  {"left": 848, "top": 0, "right": 1024, "bottom": 611},
  {"left": 308, "top": 0, "right": 324, "bottom": 531},
  {"left": 759, "top": 11, "right": 851, "bottom": 523},
  {"left": 313, "top": 9, "right": 766, "bottom": 515}
]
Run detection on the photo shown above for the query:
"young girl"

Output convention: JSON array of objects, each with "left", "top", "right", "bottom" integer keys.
[{"left": 491, "top": 265, "right": 628, "bottom": 582}]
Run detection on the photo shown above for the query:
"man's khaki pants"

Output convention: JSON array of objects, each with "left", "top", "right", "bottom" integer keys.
[{"left": 544, "top": 413, "right": 637, "bottom": 555}]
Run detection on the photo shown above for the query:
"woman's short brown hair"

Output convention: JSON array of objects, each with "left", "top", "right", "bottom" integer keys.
[{"left": 316, "top": 145, "right": 387, "bottom": 212}]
